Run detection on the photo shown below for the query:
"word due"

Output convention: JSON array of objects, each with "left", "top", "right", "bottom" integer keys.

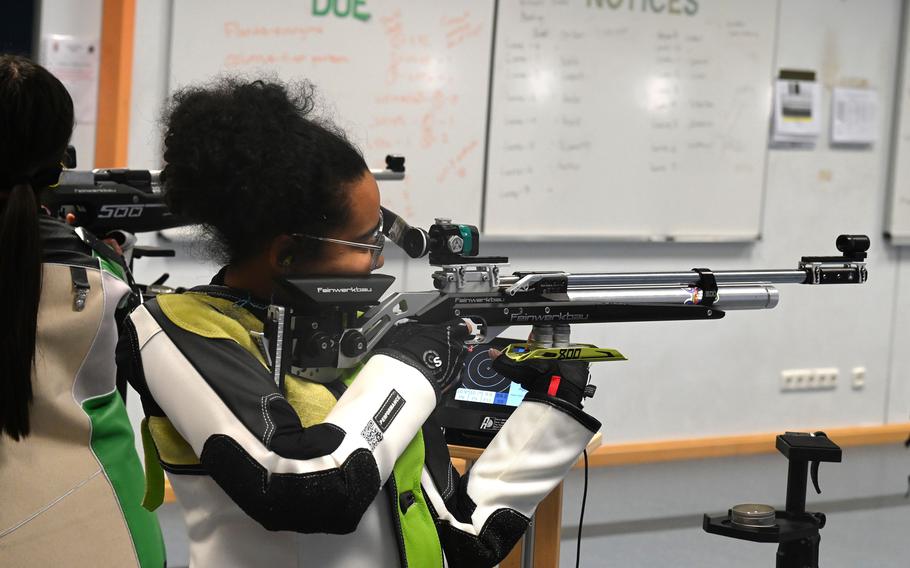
[{"left": 312, "top": 0, "right": 370, "bottom": 22}]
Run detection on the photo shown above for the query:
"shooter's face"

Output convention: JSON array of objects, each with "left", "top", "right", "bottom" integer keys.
[{"left": 291, "top": 172, "right": 385, "bottom": 274}]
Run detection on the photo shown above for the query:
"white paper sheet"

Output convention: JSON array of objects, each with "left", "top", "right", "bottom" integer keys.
[
  {"left": 41, "top": 34, "right": 100, "bottom": 125},
  {"left": 772, "top": 78, "right": 821, "bottom": 145},
  {"left": 831, "top": 87, "right": 878, "bottom": 145}
]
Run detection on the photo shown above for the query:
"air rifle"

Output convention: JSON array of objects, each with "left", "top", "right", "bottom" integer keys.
[
  {"left": 43, "top": 151, "right": 406, "bottom": 281},
  {"left": 45, "top": 151, "right": 406, "bottom": 237},
  {"left": 264, "top": 213, "right": 870, "bottom": 389},
  {"left": 42, "top": 152, "right": 181, "bottom": 288}
]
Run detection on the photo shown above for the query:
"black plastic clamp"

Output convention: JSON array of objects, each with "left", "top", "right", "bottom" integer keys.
[{"left": 691, "top": 268, "right": 718, "bottom": 307}]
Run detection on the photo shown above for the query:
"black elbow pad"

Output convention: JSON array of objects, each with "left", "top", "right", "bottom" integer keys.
[{"left": 200, "top": 434, "right": 381, "bottom": 534}]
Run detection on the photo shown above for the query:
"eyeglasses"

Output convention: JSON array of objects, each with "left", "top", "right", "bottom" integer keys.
[{"left": 291, "top": 212, "right": 385, "bottom": 270}]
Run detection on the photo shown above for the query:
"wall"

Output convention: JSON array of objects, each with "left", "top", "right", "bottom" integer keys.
[
  {"left": 123, "top": 0, "right": 910, "bottom": 565},
  {"left": 37, "top": 0, "right": 103, "bottom": 168},
  {"left": 127, "top": 0, "right": 169, "bottom": 172}
]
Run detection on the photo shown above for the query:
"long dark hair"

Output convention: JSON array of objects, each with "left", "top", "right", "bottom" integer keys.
[{"left": 0, "top": 54, "right": 74, "bottom": 440}]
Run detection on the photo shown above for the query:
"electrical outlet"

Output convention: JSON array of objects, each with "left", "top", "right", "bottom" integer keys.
[
  {"left": 851, "top": 366, "right": 866, "bottom": 390},
  {"left": 781, "top": 369, "right": 811, "bottom": 391},
  {"left": 813, "top": 367, "right": 838, "bottom": 390},
  {"left": 780, "top": 370, "right": 794, "bottom": 391},
  {"left": 780, "top": 368, "right": 838, "bottom": 391}
]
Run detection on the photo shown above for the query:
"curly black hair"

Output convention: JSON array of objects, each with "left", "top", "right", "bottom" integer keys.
[{"left": 162, "top": 78, "right": 368, "bottom": 264}]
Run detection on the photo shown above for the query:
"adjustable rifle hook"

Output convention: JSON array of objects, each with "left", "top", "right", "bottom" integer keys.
[{"left": 810, "top": 431, "right": 829, "bottom": 494}]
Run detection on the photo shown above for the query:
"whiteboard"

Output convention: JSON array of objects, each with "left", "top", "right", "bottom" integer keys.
[
  {"left": 886, "top": 0, "right": 910, "bottom": 245},
  {"left": 169, "top": 0, "right": 494, "bottom": 229},
  {"left": 483, "top": 0, "right": 778, "bottom": 240}
]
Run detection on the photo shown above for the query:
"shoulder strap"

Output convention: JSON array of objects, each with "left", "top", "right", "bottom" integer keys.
[
  {"left": 69, "top": 266, "right": 90, "bottom": 312},
  {"left": 74, "top": 227, "right": 133, "bottom": 285}
]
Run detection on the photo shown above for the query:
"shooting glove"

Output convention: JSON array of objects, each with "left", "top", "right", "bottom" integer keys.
[
  {"left": 492, "top": 356, "right": 591, "bottom": 408},
  {"left": 373, "top": 319, "right": 469, "bottom": 398}
]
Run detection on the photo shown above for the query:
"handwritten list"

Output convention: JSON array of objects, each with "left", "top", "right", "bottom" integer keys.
[{"left": 485, "top": 0, "right": 776, "bottom": 238}]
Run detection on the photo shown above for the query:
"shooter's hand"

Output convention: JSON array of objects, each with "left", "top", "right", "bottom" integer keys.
[
  {"left": 63, "top": 212, "right": 125, "bottom": 255},
  {"left": 490, "top": 350, "right": 592, "bottom": 407},
  {"left": 374, "top": 320, "right": 470, "bottom": 398}
]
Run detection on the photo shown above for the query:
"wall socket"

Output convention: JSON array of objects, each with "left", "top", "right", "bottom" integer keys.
[
  {"left": 780, "top": 368, "right": 838, "bottom": 391},
  {"left": 851, "top": 366, "right": 866, "bottom": 390}
]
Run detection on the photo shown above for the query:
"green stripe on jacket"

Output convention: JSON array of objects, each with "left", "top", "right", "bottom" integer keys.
[
  {"left": 392, "top": 430, "right": 444, "bottom": 567},
  {"left": 83, "top": 391, "right": 166, "bottom": 567}
]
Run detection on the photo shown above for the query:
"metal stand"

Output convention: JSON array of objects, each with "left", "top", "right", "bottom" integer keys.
[{"left": 703, "top": 432, "right": 842, "bottom": 568}]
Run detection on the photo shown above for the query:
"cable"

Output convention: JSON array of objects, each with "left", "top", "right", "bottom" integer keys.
[{"left": 576, "top": 449, "right": 588, "bottom": 568}]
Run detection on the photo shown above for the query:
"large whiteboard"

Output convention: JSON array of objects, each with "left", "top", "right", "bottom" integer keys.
[
  {"left": 887, "top": 0, "right": 910, "bottom": 245},
  {"left": 484, "top": 0, "right": 778, "bottom": 239},
  {"left": 169, "top": 0, "right": 495, "bottom": 229}
]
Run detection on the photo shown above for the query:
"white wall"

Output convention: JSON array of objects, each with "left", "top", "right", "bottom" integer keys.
[
  {"left": 127, "top": 0, "right": 170, "bottom": 171},
  {"left": 38, "top": 0, "right": 103, "bottom": 168}
]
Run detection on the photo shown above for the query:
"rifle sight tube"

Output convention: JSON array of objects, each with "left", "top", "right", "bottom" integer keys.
[{"left": 565, "top": 284, "right": 779, "bottom": 310}]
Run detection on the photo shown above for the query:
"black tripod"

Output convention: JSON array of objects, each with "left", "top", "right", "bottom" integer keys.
[{"left": 703, "top": 431, "right": 842, "bottom": 568}]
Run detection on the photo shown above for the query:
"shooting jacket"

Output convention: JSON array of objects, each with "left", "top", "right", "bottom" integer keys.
[
  {"left": 123, "top": 275, "right": 601, "bottom": 568},
  {"left": 0, "top": 217, "right": 165, "bottom": 567}
]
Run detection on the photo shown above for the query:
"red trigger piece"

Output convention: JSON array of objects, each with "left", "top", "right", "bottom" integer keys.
[{"left": 547, "top": 375, "right": 562, "bottom": 397}]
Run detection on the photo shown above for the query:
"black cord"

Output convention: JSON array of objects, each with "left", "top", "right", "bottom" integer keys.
[{"left": 576, "top": 449, "right": 588, "bottom": 568}]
